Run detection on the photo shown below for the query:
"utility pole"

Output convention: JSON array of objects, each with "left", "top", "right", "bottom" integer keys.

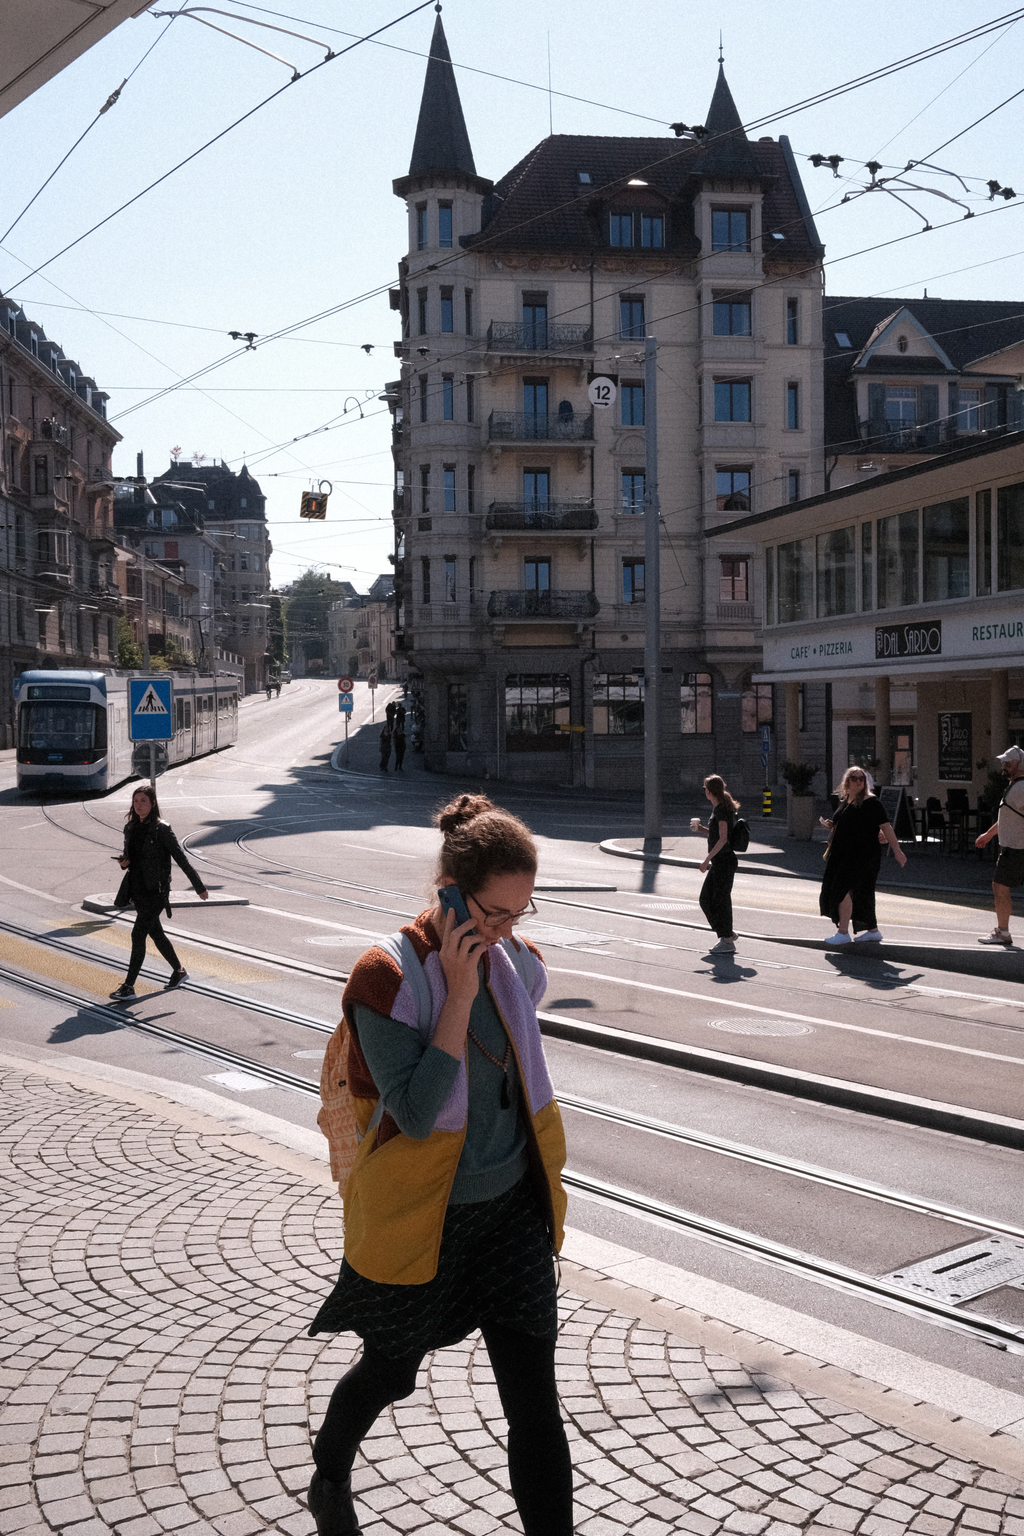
[{"left": 644, "top": 334, "right": 661, "bottom": 845}]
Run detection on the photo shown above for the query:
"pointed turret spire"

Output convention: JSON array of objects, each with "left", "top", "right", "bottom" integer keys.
[
  {"left": 696, "top": 59, "right": 758, "bottom": 178},
  {"left": 408, "top": 11, "right": 476, "bottom": 179}
]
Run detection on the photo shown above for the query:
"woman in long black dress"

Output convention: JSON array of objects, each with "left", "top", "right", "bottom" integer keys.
[
  {"left": 819, "top": 768, "right": 907, "bottom": 944},
  {"left": 697, "top": 774, "right": 739, "bottom": 954}
]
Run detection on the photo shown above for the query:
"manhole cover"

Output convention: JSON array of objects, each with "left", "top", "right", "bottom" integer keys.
[
  {"left": 883, "top": 1236, "right": 1024, "bottom": 1302},
  {"left": 707, "top": 1017, "right": 813, "bottom": 1037}
]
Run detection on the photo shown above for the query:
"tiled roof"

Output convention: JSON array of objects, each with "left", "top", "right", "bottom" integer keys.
[
  {"left": 407, "top": 14, "right": 477, "bottom": 180},
  {"left": 466, "top": 133, "right": 820, "bottom": 261}
]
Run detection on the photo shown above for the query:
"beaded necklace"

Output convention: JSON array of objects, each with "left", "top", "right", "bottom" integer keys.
[{"left": 467, "top": 1028, "right": 513, "bottom": 1109}]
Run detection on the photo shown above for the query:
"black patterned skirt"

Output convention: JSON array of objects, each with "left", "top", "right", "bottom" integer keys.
[{"left": 308, "top": 1174, "right": 558, "bottom": 1358}]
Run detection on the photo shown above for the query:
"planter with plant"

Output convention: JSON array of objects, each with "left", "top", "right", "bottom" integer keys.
[{"left": 782, "top": 760, "right": 820, "bottom": 839}]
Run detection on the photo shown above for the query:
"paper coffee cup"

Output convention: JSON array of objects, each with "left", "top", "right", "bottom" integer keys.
[{"left": 690, "top": 817, "right": 700, "bottom": 832}]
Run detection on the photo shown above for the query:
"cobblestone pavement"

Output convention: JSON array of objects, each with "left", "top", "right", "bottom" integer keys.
[{"left": 1, "top": 1061, "right": 1022, "bottom": 1536}]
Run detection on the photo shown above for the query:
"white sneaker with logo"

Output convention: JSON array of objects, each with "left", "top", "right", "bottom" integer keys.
[{"left": 978, "top": 928, "right": 1012, "bottom": 946}]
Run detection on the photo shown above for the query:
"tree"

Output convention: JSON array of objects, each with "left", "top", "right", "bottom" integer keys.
[
  {"left": 267, "top": 594, "right": 285, "bottom": 664},
  {"left": 117, "top": 616, "right": 143, "bottom": 668},
  {"left": 283, "top": 569, "right": 351, "bottom": 664}
]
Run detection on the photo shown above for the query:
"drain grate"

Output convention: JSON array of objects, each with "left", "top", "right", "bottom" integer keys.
[
  {"left": 707, "top": 1017, "right": 812, "bottom": 1038},
  {"left": 883, "top": 1236, "right": 1024, "bottom": 1302}
]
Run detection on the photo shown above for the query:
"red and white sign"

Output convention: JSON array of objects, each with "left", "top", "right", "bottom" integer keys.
[
  {"left": 338, "top": 676, "right": 354, "bottom": 692},
  {"left": 367, "top": 673, "right": 378, "bottom": 690}
]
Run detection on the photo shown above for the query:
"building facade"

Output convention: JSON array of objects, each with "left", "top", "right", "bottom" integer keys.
[
  {"left": 388, "top": 17, "right": 825, "bottom": 790},
  {"left": 717, "top": 432, "right": 1024, "bottom": 805},
  {"left": 0, "top": 295, "right": 121, "bottom": 744},
  {"left": 151, "top": 461, "right": 273, "bottom": 693},
  {"left": 824, "top": 296, "right": 1024, "bottom": 490}
]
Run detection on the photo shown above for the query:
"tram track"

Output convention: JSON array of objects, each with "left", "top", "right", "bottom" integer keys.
[{"left": 0, "top": 956, "right": 1021, "bottom": 1357}]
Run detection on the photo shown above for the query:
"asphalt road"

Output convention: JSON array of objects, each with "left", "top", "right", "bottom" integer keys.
[{"left": 1, "top": 676, "right": 1022, "bottom": 1399}]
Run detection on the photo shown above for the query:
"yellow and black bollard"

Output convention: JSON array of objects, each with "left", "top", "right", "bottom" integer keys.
[{"left": 762, "top": 789, "right": 772, "bottom": 817}]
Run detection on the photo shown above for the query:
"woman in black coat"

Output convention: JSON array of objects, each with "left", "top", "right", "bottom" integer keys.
[{"left": 110, "top": 786, "right": 208, "bottom": 1000}]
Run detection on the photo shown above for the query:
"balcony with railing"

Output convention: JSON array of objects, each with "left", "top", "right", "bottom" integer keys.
[
  {"left": 858, "top": 414, "right": 1020, "bottom": 455},
  {"left": 487, "top": 589, "right": 600, "bottom": 620},
  {"left": 485, "top": 501, "right": 598, "bottom": 533},
  {"left": 486, "top": 321, "right": 593, "bottom": 354},
  {"left": 487, "top": 411, "right": 594, "bottom": 444}
]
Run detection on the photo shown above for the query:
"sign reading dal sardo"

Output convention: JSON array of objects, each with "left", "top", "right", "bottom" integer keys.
[{"left": 875, "top": 621, "right": 942, "bottom": 660}]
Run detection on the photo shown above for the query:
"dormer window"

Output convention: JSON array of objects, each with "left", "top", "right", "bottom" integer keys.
[
  {"left": 712, "top": 208, "right": 750, "bottom": 252},
  {"left": 609, "top": 211, "right": 664, "bottom": 248}
]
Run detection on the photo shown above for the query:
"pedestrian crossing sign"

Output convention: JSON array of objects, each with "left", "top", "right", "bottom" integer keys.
[{"left": 129, "top": 678, "right": 173, "bottom": 741}]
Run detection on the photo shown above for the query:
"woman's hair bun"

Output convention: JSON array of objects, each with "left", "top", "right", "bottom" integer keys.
[{"left": 434, "top": 793, "right": 495, "bottom": 836}]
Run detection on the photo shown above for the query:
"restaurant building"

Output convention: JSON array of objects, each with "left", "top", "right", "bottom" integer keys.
[{"left": 715, "top": 431, "right": 1024, "bottom": 805}]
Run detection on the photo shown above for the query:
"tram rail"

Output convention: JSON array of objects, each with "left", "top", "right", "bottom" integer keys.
[{"left": 0, "top": 957, "right": 1021, "bottom": 1357}]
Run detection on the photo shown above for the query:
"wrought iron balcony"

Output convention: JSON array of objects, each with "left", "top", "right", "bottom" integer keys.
[
  {"left": 486, "top": 321, "right": 593, "bottom": 353},
  {"left": 485, "top": 501, "right": 598, "bottom": 532},
  {"left": 487, "top": 411, "right": 594, "bottom": 443},
  {"left": 486, "top": 589, "right": 600, "bottom": 620}
]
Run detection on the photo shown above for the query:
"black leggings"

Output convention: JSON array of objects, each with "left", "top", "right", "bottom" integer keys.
[
  {"left": 699, "top": 855, "right": 736, "bottom": 938},
  {"left": 125, "top": 900, "right": 181, "bottom": 985},
  {"left": 313, "top": 1324, "right": 572, "bottom": 1536}
]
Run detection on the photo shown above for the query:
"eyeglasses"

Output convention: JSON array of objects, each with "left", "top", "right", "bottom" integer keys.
[
  {"left": 847, "top": 773, "right": 866, "bottom": 781},
  {"left": 468, "top": 894, "right": 538, "bottom": 930}
]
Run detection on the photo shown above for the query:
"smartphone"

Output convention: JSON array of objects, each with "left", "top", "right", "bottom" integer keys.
[{"left": 437, "top": 885, "right": 476, "bottom": 936}]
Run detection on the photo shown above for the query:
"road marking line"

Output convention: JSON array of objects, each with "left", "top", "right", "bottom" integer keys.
[{"left": 546, "top": 967, "right": 1024, "bottom": 1067}]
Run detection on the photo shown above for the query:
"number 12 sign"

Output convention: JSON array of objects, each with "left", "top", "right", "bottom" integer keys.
[{"left": 588, "top": 376, "right": 617, "bottom": 410}]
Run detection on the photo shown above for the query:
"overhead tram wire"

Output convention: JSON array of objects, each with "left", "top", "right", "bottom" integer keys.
[
  {"left": 88, "top": 11, "right": 1024, "bottom": 445},
  {"left": 13, "top": 6, "right": 1022, "bottom": 349},
  {"left": 1, "top": 0, "right": 436, "bottom": 300},
  {"left": 0, "top": 14, "right": 178, "bottom": 246}
]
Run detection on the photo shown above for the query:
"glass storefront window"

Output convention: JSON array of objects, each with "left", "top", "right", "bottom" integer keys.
[
  {"left": 593, "top": 673, "right": 644, "bottom": 736},
  {"left": 505, "top": 674, "right": 570, "bottom": 751},
  {"left": 765, "top": 546, "right": 776, "bottom": 624},
  {"left": 877, "top": 509, "right": 919, "bottom": 608},
  {"left": 922, "top": 498, "right": 969, "bottom": 602},
  {"left": 816, "top": 526, "right": 855, "bottom": 616},
  {"left": 861, "top": 523, "right": 873, "bottom": 610},
  {"left": 680, "top": 674, "right": 713, "bottom": 734},
  {"left": 777, "top": 538, "right": 813, "bottom": 623},
  {"left": 997, "top": 482, "right": 1024, "bottom": 592}
]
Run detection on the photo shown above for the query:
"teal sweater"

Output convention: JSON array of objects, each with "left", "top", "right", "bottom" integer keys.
[{"left": 352, "top": 971, "right": 528, "bottom": 1204}]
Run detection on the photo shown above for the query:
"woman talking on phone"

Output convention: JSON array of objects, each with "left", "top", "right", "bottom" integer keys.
[{"left": 308, "top": 794, "right": 570, "bottom": 1536}]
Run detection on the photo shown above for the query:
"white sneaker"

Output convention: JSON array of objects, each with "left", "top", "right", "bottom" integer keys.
[
  {"left": 854, "top": 929, "right": 883, "bottom": 942},
  {"left": 978, "top": 928, "right": 1012, "bottom": 946},
  {"left": 827, "top": 931, "right": 853, "bottom": 945},
  {"left": 709, "top": 937, "right": 736, "bottom": 954}
]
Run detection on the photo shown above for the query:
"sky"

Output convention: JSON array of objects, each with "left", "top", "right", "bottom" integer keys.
[{"left": 3, "top": 1, "right": 1024, "bottom": 593}]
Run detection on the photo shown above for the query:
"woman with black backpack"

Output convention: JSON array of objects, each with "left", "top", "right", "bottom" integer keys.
[{"left": 697, "top": 773, "right": 741, "bottom": 954}]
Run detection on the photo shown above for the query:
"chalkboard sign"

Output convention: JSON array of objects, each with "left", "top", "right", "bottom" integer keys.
[
  {"left": 878, "top": 786, "right": 916, "bottom": 841},
  {"left": 938, "top": 711, "right": 972, "bottom": 781}
]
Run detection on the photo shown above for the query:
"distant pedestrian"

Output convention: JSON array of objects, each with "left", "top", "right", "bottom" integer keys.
[
  {"left": 697, "top": 774, "right": 740, "bottom": 954},
  {"left": 819, "top": 767, "right": 906, "bottom": 945},
  {"left": 109, "top": 787, "right": 208, "bottom": 1000},
  {"left": 379, "top": 722, "right": 392, "bottom": 773},
  {"left": 392, "top": 718, "right": 406, "bottom": 771},
  {"left": 975, "top": 744, "right": 1024, "bottom": 945},
  {"left": 385, "top": 700, "right": 397, "bottom": 729}
]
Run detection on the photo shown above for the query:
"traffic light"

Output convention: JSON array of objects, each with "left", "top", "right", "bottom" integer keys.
[{"left": 300, "top": 491, "right": 328, "bottom": 520}]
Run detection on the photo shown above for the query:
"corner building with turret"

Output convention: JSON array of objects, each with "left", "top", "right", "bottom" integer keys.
[{"left": 389, "top": 16, "right": 825, "bottom": 791}]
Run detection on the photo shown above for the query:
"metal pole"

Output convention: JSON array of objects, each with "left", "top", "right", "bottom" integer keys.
[
  {"left": 139, "top": 541, "right": 151, "bottom": 670},
  {"left": 345, "top": 712, "right": 349, "bottom": 769},
  {"left": 149, "top": 741, "right": 156, "bottom": 790},
  {"left": 644, "top": 334, "right": 661, "bottom": 843}
]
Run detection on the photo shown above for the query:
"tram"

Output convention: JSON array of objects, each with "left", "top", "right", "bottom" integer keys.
[{"left": 14, "top": 670, "right": 239, "bottom": 794}]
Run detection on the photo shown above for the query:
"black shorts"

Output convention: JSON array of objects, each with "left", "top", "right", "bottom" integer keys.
[{"left": 994, "top": 847, "right": 1024, "bottom": 887}]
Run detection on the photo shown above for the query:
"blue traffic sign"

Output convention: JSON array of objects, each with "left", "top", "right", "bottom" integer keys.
[
  {"left": 129, "top": 678, "right": 173, "bottom": 741},
  {"left": 761, "top": 723, "right": 771, "bottom": 752},
  {"left": 338, "top": 692, "right": 354, "bottom": 713}
]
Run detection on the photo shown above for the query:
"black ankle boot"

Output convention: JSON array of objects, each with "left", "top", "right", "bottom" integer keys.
[{"left": 307, "top": 1470, "right": 361, "bottom": 1536}]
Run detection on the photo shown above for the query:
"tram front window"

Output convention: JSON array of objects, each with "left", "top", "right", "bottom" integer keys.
[{"left": 19, "top": 702, "right": 103, "bottom": 752}]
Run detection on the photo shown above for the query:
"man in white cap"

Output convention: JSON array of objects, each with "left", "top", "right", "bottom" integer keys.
[{"left": 974, "top": 744, "right": 1024, "bottom": 944}]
